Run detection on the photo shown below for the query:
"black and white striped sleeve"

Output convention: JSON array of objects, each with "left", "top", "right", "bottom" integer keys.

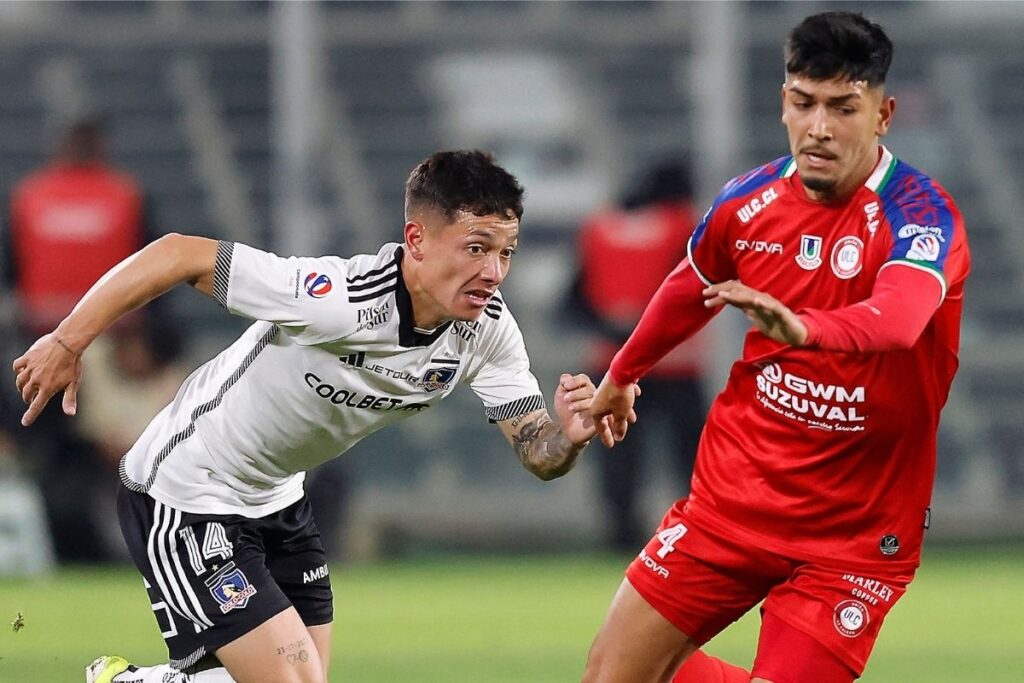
[
  {"left": 212, "top": 240, "right": 235, "bottom": 308},
  {"left": 468, "top": 306, "right": 545, "bottom": 423},
  {"left": 484, "top": 394, "right": 546, "bottom": 423}
]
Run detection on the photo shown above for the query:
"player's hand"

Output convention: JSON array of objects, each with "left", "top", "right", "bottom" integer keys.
[
  {"left": 589, "top": 373, "right": 640, "bottom": 444},
  {"left": 553, "top": 373, "right": 603, "bottom": 446},
  {"left": 12, "top": 333, "right": 84, "bottom": 427},
  {"left": 703, "top": 280, "right": 808, "bottom": 346}
]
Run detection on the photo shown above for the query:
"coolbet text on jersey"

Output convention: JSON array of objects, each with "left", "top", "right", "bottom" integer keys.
[{"left": 120, "top": 241, "right": 545, "bottom": 517}]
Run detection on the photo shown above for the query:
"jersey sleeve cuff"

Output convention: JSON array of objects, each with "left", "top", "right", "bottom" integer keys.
[
  {"left": 685, "top": 236, "right": 715, "bottom": 287},
  {"left": 485, "top": 394, "right": 546, "bottom": 423},
  {"left": 212, "top": 240, "right": 235, "bottom": 309}
]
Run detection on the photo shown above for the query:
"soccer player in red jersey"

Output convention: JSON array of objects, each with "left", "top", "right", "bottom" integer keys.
[{"left": 583, "top": 11, "right": 970, "bottom": 683}]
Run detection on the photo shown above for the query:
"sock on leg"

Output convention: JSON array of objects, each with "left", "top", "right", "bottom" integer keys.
[
  {"left": 672, "top": 649, "right": 750, "bottom": 683},
  {"left": 113, "top": 664, "right": 236, "bottom": 682}
]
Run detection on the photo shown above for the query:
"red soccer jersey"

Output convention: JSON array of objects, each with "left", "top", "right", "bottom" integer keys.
[
  {"left": 11, "top": 162, "right": 144, "bottom": 332},
  {"left": 657, "top": 146, "right": 969, "bottom": 572}
]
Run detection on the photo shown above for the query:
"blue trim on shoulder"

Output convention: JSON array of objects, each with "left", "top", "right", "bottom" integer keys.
[
  {"left": 718, "top": 155, "right": 792, "bottom": 205},
  {"left": 688, "top": 155, "right": 791, "bottom": 254},
  {"left": 877, "top": 160, "right": 957, "bottom": 271}
]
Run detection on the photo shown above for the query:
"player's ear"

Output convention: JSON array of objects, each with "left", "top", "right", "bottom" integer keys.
[
  {"left": 404, "top": 221, "right": 426, "bottom": 261},
  {"left": 876, "top": 94, "right": 895, "bottom": 137}
]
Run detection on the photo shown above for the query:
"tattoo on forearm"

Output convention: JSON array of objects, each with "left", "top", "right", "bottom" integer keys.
[{"left": 512, "top": 415, "right": 581, "bottom": 480}]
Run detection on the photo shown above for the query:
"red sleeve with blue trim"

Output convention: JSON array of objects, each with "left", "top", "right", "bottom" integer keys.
[
  {"left": 800, "top": 165, "right": 969, "bottom": 353},
  {"left": 687, "top": 158, "right": 790, "bottom": 286}
]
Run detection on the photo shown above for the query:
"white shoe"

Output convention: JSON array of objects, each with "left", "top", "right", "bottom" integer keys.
[{"left": 85, "top": 656, "right": 139, "bottom": 683}]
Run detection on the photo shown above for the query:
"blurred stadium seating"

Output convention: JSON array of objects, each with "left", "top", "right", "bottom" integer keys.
[{"left": 0, "top": 0, "right": 1020, "bottom": 558}]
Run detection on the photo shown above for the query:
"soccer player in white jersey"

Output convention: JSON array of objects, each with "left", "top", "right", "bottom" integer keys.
[{"left": 14, "top": 150, "right": 616, "bottom": 683}]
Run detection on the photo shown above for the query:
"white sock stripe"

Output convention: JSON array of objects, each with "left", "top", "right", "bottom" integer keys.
[{"left": 167, "top": 508, "right": 215, "bottom": 629}]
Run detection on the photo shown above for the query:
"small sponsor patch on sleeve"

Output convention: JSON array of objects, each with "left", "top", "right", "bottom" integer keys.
[{"left": 906, "top": 234, "right": 941, "bottom": 262}]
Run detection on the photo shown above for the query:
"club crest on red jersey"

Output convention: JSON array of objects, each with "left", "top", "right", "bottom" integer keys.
[
  {"left": 796, "top": 235, "right": 823, "bottom": 270},
  {"left": 830, "top": 236, "right": 863, "bottom": 279}
]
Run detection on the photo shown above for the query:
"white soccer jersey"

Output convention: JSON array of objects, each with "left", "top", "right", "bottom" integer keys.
[{"left": 120, "top": 241, "right": 544, "bottom": 516}]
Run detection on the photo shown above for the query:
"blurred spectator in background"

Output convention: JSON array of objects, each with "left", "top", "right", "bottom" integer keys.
[
  {"left": 6, "top": 117, "right": 149, "bottom": 336},
  {"left": 570, "top": 160, "right": 708, "bottom": 552},
  {"left": 1, "top": 117, "right": 156, "bottom": 562}
]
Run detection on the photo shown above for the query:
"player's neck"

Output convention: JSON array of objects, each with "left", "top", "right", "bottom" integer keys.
[{"left": 400, "top": 253, "right": 446, "bottom": 330}]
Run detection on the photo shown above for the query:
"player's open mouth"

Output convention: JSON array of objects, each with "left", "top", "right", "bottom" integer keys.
[
  {"left": 803, "top": 150, "right": 837, "bottom": 168},
  {"left": 464, "top": 290, "right": 494, "bottom": 307}
]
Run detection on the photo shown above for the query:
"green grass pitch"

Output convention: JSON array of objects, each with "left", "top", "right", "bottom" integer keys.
[{"left": 1, "top": 546, "right": 1021, "bottom": 681}]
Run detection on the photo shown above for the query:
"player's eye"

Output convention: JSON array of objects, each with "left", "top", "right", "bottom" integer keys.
[
  {"left": 467, "top": 244, "right": 484, "bottom": 255},
  {"left": 501, "top": 248, "right": 516, "bottom": 259}
]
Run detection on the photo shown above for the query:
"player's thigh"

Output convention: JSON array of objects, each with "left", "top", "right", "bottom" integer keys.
[
  {"left": 308, "top": 623, "right": 332, "bottom": 674},
  {"left": 262, "top": 496, "right": 334, "bottom": 652},
  {"left": 755, "top": 563, "right": 913, "bottom": 681},
  {"left": 585, "top": 508, "right": 784, "bottom": 683},
  {"left": 583, "top": 578, "right": 698, "bottom": 683},
  {"left": 750, "top": 612, "right": 854, "bottom": 683},
  {"left": 622, "top": 501, "right": 787, "bottom": 645},
  {"left": 215, "top": 606, "right": 326, "bottom": 683},
  {"left": 117, "top": 487, "right": 297, "bottom": 670}
]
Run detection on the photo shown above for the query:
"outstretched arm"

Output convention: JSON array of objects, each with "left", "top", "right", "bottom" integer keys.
[
  {"left": 12, "top": 233, "right": 219, "bottom": 426},
  {"left": 497, "top": 373, "right": 606, "bottom": 481},
  {"left": 703, "top": 264, "right": 943, "bottom": 351}
]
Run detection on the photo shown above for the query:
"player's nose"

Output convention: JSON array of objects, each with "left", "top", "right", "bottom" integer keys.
[
  {"left": 479, "top": 253, "right": 505, "bottom": 283},
  {"left": 807, "top": 106, "right": 833, "bottom": 140}
]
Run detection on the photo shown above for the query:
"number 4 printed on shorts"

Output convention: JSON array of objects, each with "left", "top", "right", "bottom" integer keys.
[
  {"left": 655, "top": 523, "right": 688, "bottom": 559},
  {"left": 179, "top": 523, "right": 234, "bottom": 576}
]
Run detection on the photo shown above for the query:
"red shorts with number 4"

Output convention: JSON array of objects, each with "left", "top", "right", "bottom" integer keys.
[{"left": 625, "top": 499, "right": 914, "bottom": 677}]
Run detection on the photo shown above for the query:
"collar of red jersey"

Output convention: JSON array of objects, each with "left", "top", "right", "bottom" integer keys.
[{"left": 782, "top": 145, "right": 895, "bottom": 193}]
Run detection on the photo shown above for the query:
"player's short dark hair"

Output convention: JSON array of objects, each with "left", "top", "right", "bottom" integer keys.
[
  {"left": 405, "top": 150, "right": 524, "bottom": 222},
  {"left": 785, "top": 12, "right": 893, "bottom": 87}
]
